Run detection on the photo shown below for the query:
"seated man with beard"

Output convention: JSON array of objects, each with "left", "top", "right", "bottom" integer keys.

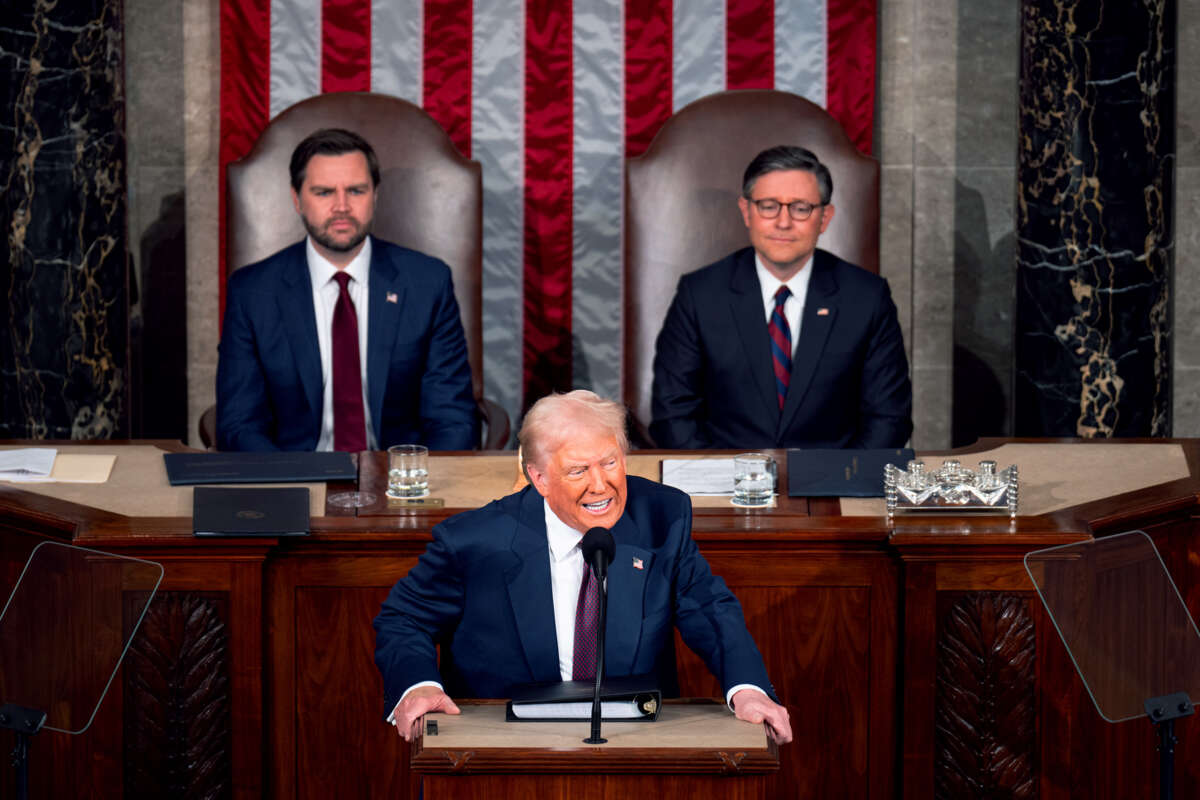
[{"left": 216, "top": 128, "right": 477, "bottom": 452}]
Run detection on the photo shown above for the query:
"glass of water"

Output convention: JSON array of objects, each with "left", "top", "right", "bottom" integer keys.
[
  {"left": 387, "top": 444, "right": 430, "bottom": 499},
  {"left": 732, "top": 453, "right": 776, "bottom": 507}
]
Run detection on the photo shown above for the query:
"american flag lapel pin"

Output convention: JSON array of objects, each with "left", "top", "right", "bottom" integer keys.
[
  {"left": 386, "top": 291, "right": 398, "bottom": 304},
  {"left": 632, "top": 557, "right": 644, "bottom": 570},
  {"left": 816, "top": 307, "right": 830, "bottom": 316}
]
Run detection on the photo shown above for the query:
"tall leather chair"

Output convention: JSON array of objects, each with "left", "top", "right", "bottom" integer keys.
[
  {"left": 622, "top": 90, "right": 880, "bottom": 443},
  {"left": 207, "top": 92, "right": 509, "bottom": 449}
]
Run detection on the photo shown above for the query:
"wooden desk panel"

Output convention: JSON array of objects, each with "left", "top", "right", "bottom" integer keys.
[{"left": 267, "top": 550, "right": 424, "bottom": 800}]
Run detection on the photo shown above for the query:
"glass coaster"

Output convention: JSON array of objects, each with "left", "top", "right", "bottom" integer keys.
[
  {"left": 730, "top": 494, "right": 776, "bottom": 508},
  {"left": 327, "top": 491, "right": 378, "bottom": 509},
  {"left": 386, "top": 489, "right": 431, "bottom": 501}
]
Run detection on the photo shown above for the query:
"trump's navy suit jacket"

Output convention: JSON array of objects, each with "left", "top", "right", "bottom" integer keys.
[
  {"left": 216, "top": 237, "right": 477, "bottom": 451},
  {"left": 650, "top": 247, "right": 912, "bottom": 450},
  {"left": 372, "top": 476, "right": 774, "bottom": 716}
]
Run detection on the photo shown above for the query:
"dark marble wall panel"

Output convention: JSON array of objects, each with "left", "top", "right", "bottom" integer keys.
[
  {"left": 1015, "top": 0, "right": 1175, "bottom": 437},
  {"left": 0, "top": 0, "right": 128, "bottom": 439}
]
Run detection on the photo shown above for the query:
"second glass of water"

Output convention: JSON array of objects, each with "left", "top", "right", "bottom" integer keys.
[
  {"left": 732, "top": 453, "right": 776, "bottom": 507},
  {"left": 387, "top": 444, "right": 430, "bottom": 499}
]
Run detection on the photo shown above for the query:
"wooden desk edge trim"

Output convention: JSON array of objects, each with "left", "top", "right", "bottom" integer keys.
[{"left": 410, "top": 742, "right": 779, "bottom": 775}]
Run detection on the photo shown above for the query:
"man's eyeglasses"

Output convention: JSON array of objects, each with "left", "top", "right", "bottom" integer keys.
[{"left": 748, "top": 198, "right": 824, "bottom": 221}]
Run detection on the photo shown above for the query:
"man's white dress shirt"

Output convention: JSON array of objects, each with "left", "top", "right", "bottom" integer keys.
[
  {"left": 306, "top": 236, "right": 377, "bottom": 451},
  {"left": 754, "top": 252, "right": 813, "bottom": 356}
]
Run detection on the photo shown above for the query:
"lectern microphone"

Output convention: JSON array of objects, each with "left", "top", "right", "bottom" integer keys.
[{"left": 581, "top": 527, "right": 615, "bottom": 579}]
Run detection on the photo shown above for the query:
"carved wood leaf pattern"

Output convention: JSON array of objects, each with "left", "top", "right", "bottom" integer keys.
[
  {"left": 935, "top": 592, "right": 1037, "bottom": 799},
  {"left": 123, "top": 592, "right": 232, "bottom": 799}
]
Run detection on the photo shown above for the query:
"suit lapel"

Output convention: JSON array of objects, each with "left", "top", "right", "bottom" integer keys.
[
  {"left": 365, "top": 240, "right": 407, "bottom": 439},
  {"left": 503, "top": 489, "right": 562, "bottom": 683},
  {"left": 278, "top": 247, "right": 323, "bottom": 423},
  {"left": 779, "top": 250, "right": 838, "bottom": 437},
  {"left": 728, "top": 250, "right": 779, "bottom": 422},
  {"left": 604, "top": 514, "right": 652, "bottom": 676}
]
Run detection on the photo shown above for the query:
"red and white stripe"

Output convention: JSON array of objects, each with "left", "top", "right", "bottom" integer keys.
[{"left": 220, "top": 0, "right": 876, "bottom": 426}]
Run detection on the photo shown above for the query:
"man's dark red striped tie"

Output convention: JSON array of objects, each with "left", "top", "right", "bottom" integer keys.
[
  {"left": 331, "top": 271, "right": 367, "bottom": 452},
  {"left": 572, "top": 560, "right": 599, "bottom": 680},
  {"left": 768, "top": 285, "right": 792, "bottom": 410}
]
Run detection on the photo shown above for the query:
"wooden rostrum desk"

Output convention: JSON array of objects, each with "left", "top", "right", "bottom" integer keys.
[{"left": 0, "top": 439, "right": 1198, "bottom": 799}]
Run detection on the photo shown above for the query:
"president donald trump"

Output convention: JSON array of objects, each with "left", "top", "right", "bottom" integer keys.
[{"left": 374, "top": 390, "right": 792, "bottom": 743}]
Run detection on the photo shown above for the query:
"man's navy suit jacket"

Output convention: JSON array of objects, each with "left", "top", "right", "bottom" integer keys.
[
  {"left": 372, "top": 476, "right": 774, "bottom": 716},
  {"left": 650, "top": 247, "right": 912, "bottom": 449},
  {"left": 216, "top": 237, "right": 477, "bottom": 451}
]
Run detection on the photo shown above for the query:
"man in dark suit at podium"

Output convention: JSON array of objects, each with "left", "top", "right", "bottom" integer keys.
[
  {"left": 650, "top": 145, "right": 912, "bottom": 450},
  {"left": 216, "top": 128, "right": 477, "bottom": 452},
  {"left": 374, "top": 390, "right": 793, "bottom": 744}
]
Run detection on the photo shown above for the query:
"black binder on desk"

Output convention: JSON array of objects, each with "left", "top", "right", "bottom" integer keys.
[
  {"left": 164, "top": 451, "right": 356, "bottom": 485},
  {"left": 787, "top": 448, "right": 914, "bottom": 497},
  {"left": 506, "top": 675, "right": 661, "bottom": 722},
  {"left": 192, "top": 487, "right": 310, "bottom": 537}
]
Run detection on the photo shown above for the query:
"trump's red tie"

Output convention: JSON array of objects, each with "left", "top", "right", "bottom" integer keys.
[
  {"left": 331, "top": 272, "right": 367, "bottom": 452},
  {"left": 768, "top": 286, "right": 793, "bottom": 410},
  {"left": 573, "top": 560, "right": 599, "bottom": 680}
]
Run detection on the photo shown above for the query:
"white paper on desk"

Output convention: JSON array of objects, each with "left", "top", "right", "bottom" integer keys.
[
  {"left": 661, "top": 458, "right": 735, "bottom": 495},
  {"left": 0, "top": 448, "right": 57, "bottom": 481},
  {"left": 509, "top": 700, "right": 645, "bottom": 719}
]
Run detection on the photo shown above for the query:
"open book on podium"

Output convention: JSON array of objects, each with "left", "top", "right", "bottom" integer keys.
[{"left": 506, "top": 675, "right": 661, "bottom": 722}]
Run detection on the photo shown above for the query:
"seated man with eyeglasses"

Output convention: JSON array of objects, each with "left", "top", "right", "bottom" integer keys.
[{"left": 650, "top": 145, "right": 912, "bottom": 449}]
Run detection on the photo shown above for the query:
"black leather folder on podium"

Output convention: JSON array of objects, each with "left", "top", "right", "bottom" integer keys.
[
  {"left": 506, "top": 675, "right": 661, "bottom": 722},
  {"left": 787, "top": 448, "right": 915, "bottom": 497},
  {"left": 192, "top": 487, "right": 310, "bottom": 537}
]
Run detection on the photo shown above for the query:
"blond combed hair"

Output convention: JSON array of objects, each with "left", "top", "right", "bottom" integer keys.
[{"left": 519, "top": 390, "right": 629, "bottom": 471}]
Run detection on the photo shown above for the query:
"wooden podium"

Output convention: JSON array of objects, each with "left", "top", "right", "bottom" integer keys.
[{"left": 410, "top": 700, "right": 779, "bottom": 800}]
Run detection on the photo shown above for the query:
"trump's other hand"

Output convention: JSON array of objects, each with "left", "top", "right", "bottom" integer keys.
[
  {"left": 731, "top": 688, "right": 792, "bottom": 745},
  {"left": 392, "top": 685, "right": 461, "bottom": 741}
]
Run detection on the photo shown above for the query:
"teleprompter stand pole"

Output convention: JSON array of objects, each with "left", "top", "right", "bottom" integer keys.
[
  {"left": 1, "top": 703, "right": 47, "bottom": 800},
  {"left": 1145, "top": 692, "right": 1194, "bottom": 800}
]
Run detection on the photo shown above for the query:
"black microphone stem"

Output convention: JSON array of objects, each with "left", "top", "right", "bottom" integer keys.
[
  {"left": 585, "top": 569, "right": 608, "bottom": 744},
  {"left": 579, "top": 527, "right": 614, "bottom": 744}
]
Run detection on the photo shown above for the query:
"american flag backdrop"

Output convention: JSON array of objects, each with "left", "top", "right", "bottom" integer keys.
[{"left": 219, "top": 0, "right": 877, "bottom": 427}]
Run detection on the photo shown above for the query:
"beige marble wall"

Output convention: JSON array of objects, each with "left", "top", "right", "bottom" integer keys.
[
  {"left": 125, "top": 2, "right": 184, "bottom": 293},
  {"left": 1176, "top": 0, "right": 1199, "bottom": 436},
  {"left": 126, "top": 0, "right": 215, "bottom": 447},
  {"left": 877, "top": 0, "right": 1021, "bottom": 449},
  {"left": 877, "top": 0, "right": 917, "bottom": 442},
  {"left": 183, "top": 0, "right": 220, "bottom": 448},
  {"left": 878, "top": 0, "right": 959, "bottom": 449},
  {"left": 125, "top": 0, "right": 187, "bottom": 441}
]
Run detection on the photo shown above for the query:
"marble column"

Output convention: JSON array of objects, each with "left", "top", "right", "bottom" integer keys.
[
  {"left": 1014, "top": 0, "right": 1175, "bottom": 437},
  {"left": 0, "top": 0, "right": 129, "bottom": 439}
]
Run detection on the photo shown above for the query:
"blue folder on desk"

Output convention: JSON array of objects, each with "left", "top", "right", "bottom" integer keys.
[
  {"left": 787, "top": 448, "right": 914, "bottom": 497},
  {"left": 164, "top": 452, "right": 357, "bottom": 486}
]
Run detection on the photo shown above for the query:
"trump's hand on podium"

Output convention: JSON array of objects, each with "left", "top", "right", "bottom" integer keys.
[
  {"left": 392, "top": 685, "right": 461, "bottom": 741},
  {"left": 731, "top": 689, "right": 792, "bottom": 745}
]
